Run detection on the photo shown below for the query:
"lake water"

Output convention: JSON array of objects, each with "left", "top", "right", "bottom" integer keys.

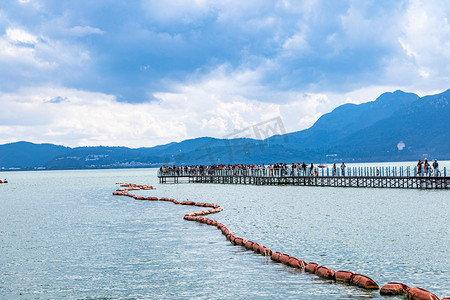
[{"left": 0, "top": 167, "right": 449, "bottom": 299}]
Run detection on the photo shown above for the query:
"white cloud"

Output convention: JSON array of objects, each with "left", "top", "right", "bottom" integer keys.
[
  {"left": 6, "top": 28, "right": 38, "bottom": 44},
  {"left": 0, "top": 87, "right": 188, "bottom": 147},
  {"left": 3, "top": 48, "right": 441, "bottom": 148},
  {"left": 0, "top": 66, "right": 444, "bottom": 148},
  {"left": 0, "top": 72, "right": 310, "bottom": 147},
  {"left": 386, "top": 0, "right": 450, "bottom": 91},
  {"left": 69, "top": 25, "right": 104, "bottom": 37},
  {"left": 141, "top": 0, "right": 212, "bottom": 23},
  {"left": 0, "top": 25, "right": 92, "bottom": 92},
  {"left": 0, "top": 63, "right": 352, "bottom": 147},
  {"left": 0, "top": 28, "right": 51, "bottom": 69},
  {"left": 282, "top": 32, "right": 310, "bottom": 54}
]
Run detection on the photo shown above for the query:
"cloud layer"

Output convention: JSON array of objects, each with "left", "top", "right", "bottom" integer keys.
[{"left": 0, "top": 0, "right": 449, "bottom": 147}]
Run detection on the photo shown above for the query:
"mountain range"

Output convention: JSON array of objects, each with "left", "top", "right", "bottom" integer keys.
[{"left": 1, "top": 89, "right": 449, "bottom": 170}]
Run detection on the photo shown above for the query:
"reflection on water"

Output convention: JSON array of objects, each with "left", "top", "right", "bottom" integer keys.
[{"left": 0, "top": 167, "right": 448, "bottom": 299}]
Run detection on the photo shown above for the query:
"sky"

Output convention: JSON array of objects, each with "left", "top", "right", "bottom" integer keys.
[{"left": 1, "top": 0, "right": 449, "bottom": 148}]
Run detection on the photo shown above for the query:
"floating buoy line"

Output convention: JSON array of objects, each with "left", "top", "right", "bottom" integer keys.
[{"left": 113, "top": 183, "right": 446, "bottom": 300}]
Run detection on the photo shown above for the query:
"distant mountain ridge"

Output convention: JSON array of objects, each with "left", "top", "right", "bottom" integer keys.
[
  {"left": 0, "top": 142, "right": 70, "bottom": 169},
  {"left": 269, "top": 90, "right": 420, "bottom": 148},
  {"left": 1, "top": 89, "right": 449, "bottom": 170}
]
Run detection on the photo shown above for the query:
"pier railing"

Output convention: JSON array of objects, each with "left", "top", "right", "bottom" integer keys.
[
  {"left": 158, "top": 165, "right": 447, "bottom": 178},
  {"left": 157, "top": 166, "right": 449, "bottom": 189}
]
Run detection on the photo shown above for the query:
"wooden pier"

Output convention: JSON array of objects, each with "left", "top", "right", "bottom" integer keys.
[{"left": 158, "top": 172, "right": 450, "bottom": 189}]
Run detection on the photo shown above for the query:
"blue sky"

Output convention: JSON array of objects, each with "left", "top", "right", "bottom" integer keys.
[{"left": 1, "top": 0, "right": 449, "bottom": 147}]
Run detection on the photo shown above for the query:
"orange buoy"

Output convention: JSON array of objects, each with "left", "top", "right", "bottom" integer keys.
[
  {"left": 181, "top": 201, "right": 196, "bottom": 205},
  {"left": 251, "top": 242, "right": 262, "bottom": 253},
  {"left": 257, "top": 244, "right": 268, "bottom": 254},
  {"left": 286, "top": 257, "right": 296, "bottom": 267},
  {"left": 406, "top": 287, "right": 440, "bottom": 300},
  {"left": 244, "top": 240, "right": 254, "bottom": 250},
  {"left": 288, "top": 257, "right": 306, "bottom": 269},
  {"left": 334, "top": 270, "right": 356, "bottom": 283},
  {"left": 305, "top": 262, "right": 319, "bottom": 273},
  {"left": 351, "top": 274, "right": 379, "bottom": 290},
  {"left": 261, "top": 246, "right": 272, "bottom": 256},
  {"left": 279, "top": 253, "right": 291, "bottom": 265},
  {"left": 271, "top": 252, "right": 281, "bottom": 262},
  {"left": 380, "top": 282, "right": 408, "bottom": 296},
  {"left": 316, "top": 266, "right": 335, "bottom": 280},
  {"left": 229, "top": 234, "right": 236, "bottom": 243},
  {"left": 234, "top": 237, "right": 246, "bottom": 246}
]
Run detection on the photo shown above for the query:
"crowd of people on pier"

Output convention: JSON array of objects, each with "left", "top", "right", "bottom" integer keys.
[
  {"left": 159, "top": 162, "right": 348, "bottom": 177},
  {"left": 159, "top": 159, "right": 444, "bottom": 177},
  {"left": 416, "top": 159, "right": 440, "bottom": 176}
]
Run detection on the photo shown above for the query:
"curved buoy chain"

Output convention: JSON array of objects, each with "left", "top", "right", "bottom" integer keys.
[{"left": 113, "top": 183, "right": 446, "bottom": 300}]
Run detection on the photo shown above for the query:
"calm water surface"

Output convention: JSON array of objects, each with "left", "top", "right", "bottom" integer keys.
[{"left": 0, "top": 167, "right": 448, "bottom": 299}]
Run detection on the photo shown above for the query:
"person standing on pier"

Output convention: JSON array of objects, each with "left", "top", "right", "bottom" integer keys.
[
  {"left": 432, "top": 160, "right": 440, "bottom": 176},
  {"left": 424, "top": 159, "right": 430, "bottom": 176},
  {"left": 417, "top": 160, "right": 423, "bottom": 176},
  {"left": 333, "top": 163, "right": 337, "bottom": 176},
  {"left": 302, "top": 162, "right": 307, "bottom": 176},
  {"left": 341, "top": 162, "right": 346, "bottom": 176}
]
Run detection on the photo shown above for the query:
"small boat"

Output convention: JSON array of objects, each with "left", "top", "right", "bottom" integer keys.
[{"left": 0, "top": 179, "right": 7, "bottom": 183}]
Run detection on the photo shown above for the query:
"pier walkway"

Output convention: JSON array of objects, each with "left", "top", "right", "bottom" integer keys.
[{"left": 158, "top": 168, "right": 450, "bottom": 189}]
